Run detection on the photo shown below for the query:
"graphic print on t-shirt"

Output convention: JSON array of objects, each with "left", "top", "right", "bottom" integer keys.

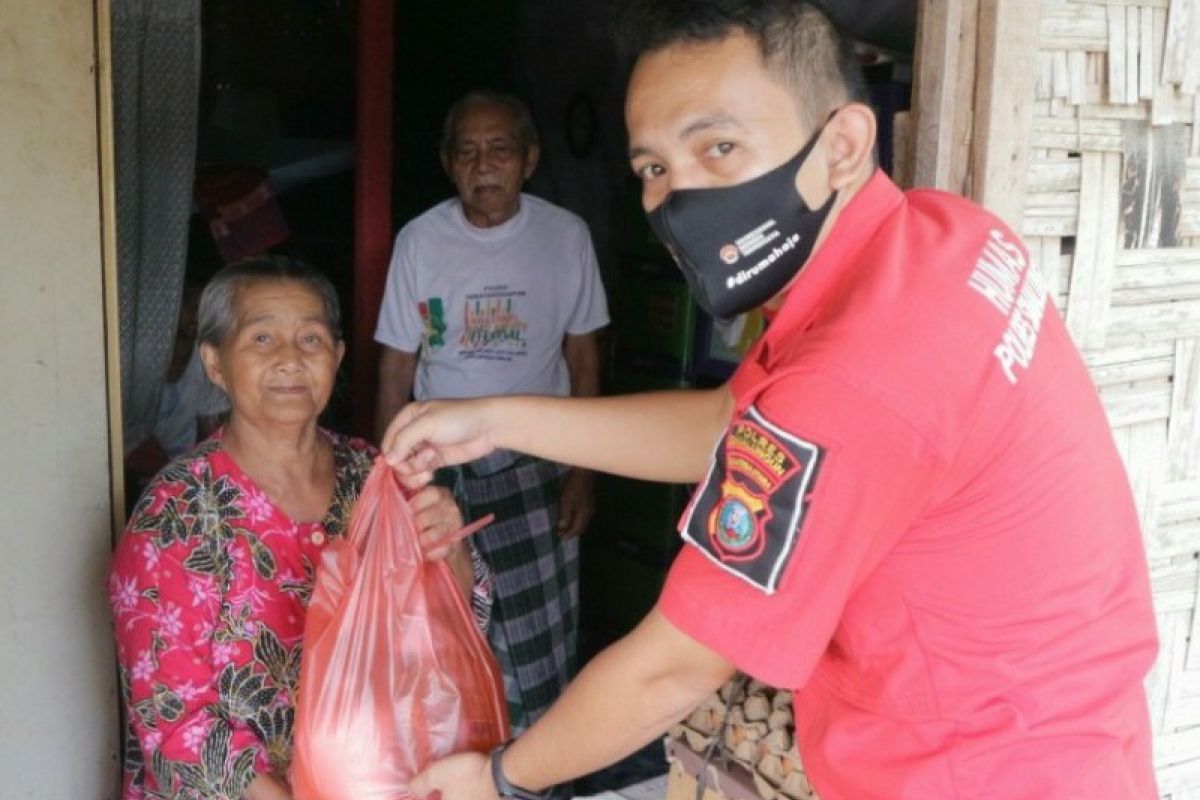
[
  {"left": 680, "top": 405, "right": 822, "bottom": 593},
  {"left": 458, "top": 285, "right": 529, "bottom": 362},
  {"left": 419, "top": 298, "right": 447, "bottom": 349}
]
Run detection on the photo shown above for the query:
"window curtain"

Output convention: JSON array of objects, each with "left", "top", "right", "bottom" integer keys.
[{"left": 112, "top": 0, "right": 200, "bottom": 452}]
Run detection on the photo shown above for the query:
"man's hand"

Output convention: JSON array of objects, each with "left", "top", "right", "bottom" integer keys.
[
  {"left": 556, "top": 469, "right": 594, "bottom": 540},
  {"left": 410, "top": 751, "right": 495, "bottom": 800},
  {"left": 383, "top": 398, "right": 500, "bottom": 489}
]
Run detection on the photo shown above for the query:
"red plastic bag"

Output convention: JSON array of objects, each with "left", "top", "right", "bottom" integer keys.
[{"left": 291, "top": 459, "right": 508, "bottom": 799}]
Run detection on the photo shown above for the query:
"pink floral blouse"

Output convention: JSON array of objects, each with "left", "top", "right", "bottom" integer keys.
[{"left": 108, "top": 430, "right": 492, "bottom": 799}]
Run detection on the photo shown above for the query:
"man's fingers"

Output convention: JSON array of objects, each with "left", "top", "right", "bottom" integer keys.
[
  {"left": 381, "top": 403, "right": 421, "bottom": 457},
  {"left": 398, "top": 468, "right": 436, "bottom": 491},
  {"left": 409, "top": 765, "right": 435, "bottom": 798}
]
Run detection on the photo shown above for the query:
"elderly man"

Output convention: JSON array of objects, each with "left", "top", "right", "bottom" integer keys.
[
  {"left": 384, "top": 2, "right": 1158, "bottom": 799},
  {"left": 374, "top": 90, "right": 609, "bottom": 734}
]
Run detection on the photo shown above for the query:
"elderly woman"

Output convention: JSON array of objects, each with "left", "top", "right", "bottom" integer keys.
[{"left": 109, "top": 256, "right": 491, "bottom": 800}]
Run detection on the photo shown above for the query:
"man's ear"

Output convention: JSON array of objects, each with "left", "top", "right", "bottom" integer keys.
[
  {"left": 522, "top": 143, "right": 541, "bottom": 181},
  {"left": 199, "top": 341, "right": 227, "bottom": 393},
  {"left": 335, "top": 339, "right": 347, "bottom": 369},
  {"left": 825, "top": 102, "right": 877, "bottom": 191}
]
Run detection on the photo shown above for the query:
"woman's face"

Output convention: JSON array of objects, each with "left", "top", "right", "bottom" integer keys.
[{"left": 200, "top": 279, "right": 344, "bottom": 430}]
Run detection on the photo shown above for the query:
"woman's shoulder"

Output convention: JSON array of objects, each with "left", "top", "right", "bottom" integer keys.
[
  {"left": 322, "top": 428, "right": 378, "bottom": 536},
  {"left": 127, "top": 439, "right": 222, "bottom": 517},
  {"left": 325, "top": 428, "right": 378, "bottom": 467}
]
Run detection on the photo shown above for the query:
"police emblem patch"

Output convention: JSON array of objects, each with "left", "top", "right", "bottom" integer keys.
[{"left": 680, "top": 405, "right": 823, "bottom": 593}]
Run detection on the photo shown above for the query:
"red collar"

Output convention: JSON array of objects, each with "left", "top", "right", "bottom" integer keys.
[
  {"left": 762, "top": 171, "right": 903, "bottom": 350},
  {"left": 733, "top": 171, "right": 903, "bottom": 397}
]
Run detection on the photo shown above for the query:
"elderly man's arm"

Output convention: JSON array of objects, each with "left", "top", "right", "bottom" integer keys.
[
  {"left": 411, "top": 607, "right": 736, "bottom": 800},
  {"left": 557, "top": 331, "right": 602, "bottom": 538},
  {"left": 376, "top": 346, "right": 418, "bottom": 443}
]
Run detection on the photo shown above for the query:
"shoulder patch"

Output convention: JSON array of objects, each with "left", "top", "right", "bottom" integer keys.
[{"left": 679, "top": 405, "right": 823, "bottom": 594}]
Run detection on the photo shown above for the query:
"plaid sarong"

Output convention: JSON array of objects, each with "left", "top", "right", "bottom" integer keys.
[{"left": 445, "top": 453, "right": 578, "bottom": 735}]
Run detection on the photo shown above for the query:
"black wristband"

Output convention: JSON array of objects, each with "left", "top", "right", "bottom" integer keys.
[{"left": 490, "top": 741, "right": 552, "bottom": 800}]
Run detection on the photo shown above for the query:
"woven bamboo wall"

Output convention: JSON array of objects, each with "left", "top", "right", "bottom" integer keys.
[
  {"left": 906, "top": 0, "right": 1200, "bottom": 794},
  {"left": 1022, "top": 2, "right": 1200, "bottom": 796},
  {"left": 668, "top": 1, "right": 1200, "bottom": 798}
]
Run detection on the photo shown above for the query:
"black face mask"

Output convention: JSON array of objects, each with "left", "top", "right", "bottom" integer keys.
[{"left": 647, "top": 122, "right": 836, "bottom": 321}]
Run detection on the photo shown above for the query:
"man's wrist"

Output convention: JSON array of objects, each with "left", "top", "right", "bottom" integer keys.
[{"left": 490, "top": 741, "right": 550, "bottom": 800}]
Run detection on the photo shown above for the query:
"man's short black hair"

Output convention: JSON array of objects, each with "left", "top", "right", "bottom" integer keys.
[{"left": 618, "top": 0, "right": 869, "bottom": 132}]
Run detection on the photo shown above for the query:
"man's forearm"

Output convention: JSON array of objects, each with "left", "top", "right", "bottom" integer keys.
[
  {"left": 487, "top": 386, "right": 732, "bottom": 483},
  {"left": 376, "top": 348, "right": 418, "bottom": 442},
  {"left": 502, "top": 608, "right": 735, "bottom": 790},
  {"left": 376, "top": 387, "right": 410, "bottom": 444},
  {"left": 564, "top": 331, "right": 601, "bottom": 400}
]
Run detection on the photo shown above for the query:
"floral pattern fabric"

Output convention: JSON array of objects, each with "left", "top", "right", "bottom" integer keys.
[{"left": 109, "top": 429, "right": 492, "bottom": 799}]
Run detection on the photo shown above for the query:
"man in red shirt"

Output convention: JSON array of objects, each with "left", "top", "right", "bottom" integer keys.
[{"left": 384, "top": 1, "right": 1159, "bottom": 797}]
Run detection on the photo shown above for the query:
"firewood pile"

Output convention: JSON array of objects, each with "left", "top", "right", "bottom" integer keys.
[{"left": 668, "top": 677, "right": 818, "bottom": 800}]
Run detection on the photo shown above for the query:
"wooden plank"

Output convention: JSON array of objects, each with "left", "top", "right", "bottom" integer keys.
[
  {"left": 1108, "top": 5, "right": 1128, "bottom": 104},
  {"left": 1169, "top": 338, "right": 1200, "bottom": 480},
  {"left": 1108, "top": 299, "right": 1200, "bottom": 342},
  {"left": 1116, "top": 246, "right": 1200, "bottom": 267},
  {"left": 1022, "top": 188, "right": 1078, "bottom": 237},
  {"left": 1151, "top": 517, "right": 1200, "bottom": 559},
  {"left": 1141, "top": 6, "right": 1158, "bottom": 100},
  {"left": 1027, "top": 158, "right": 1082, "bottom": 191},
  {"left": 1084, "top": 338, "right": 1176, "bottom": 367},
  {"left": 1036, "top": 51, "right": 1055, "bottom": 100},
  {"left": 1147, "top": 610, "right": 1184, "bottom": 732},
  {"left": 1069, "top": 48, "right": 1088, "bottom": 105},
  {"left": 910, "top": 0, "right": 979, "bottom": 193},
  {"left": 1161, "top": 477, "right": 1200, "bottom": 524},
  {"left": 1084, "top": 118, "right": 1128, "bottom": 150},
  {"left": 1184, "top": 0, "right": 1200, "bottom": 95},
  {"left": 95, "top": 0, "right": 124, "bottom": 537},
  {"left": 970, "top": 0, "right": 1040, "bottom": 228},
  {"left": 1100, "top": 381, "right": 1173, "bottom": 427},
  {"left": 1028, "top": 235, "right": 1067, "bottom": 299},
  {"left": 891, "top": 110, "right": 913, "bottom": 189},
  {"left": 1128, "top": 420, "right": 1167, "bottom": 538},
  {"left": 1088, "top": 352, "right": 1175, "bottom": 385},
  {"left": 1123, "top": 120, "right": 1188, "bottom": 248},
  {"left": 1151, "top": 557, "right": 1199, "bottom": 614},
  {"left": 1164, "top": 0, "right": 1193, "bottom": 85},
  {"left": 1125, "top": 5, "right": 1140, "bottom": 104},
  {"left": 1157, "top": 750, "right": 1200, "bottom": 794},
  {"left": 1066, "top": 151, "right": 1121, "bottom": 349},
  {"left": 1194, "top": 93, "right": 1200, "bottom": 156},
  {"left": 1041, "top": 3, "right": 1109, "bottom": 50},
  {"left": 1154, "top": 6, "right": 1180, "bottom": 125},
  {"left": 1076, "top": 100, "right": 1152, "bottom": 120}
]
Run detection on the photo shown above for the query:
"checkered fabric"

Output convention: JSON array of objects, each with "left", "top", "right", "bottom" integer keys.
[{"left": 445, "top": 454, "right": 578, "bottom": 735}]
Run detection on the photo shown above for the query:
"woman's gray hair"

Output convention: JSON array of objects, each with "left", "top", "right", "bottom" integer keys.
[
  {"left": 196, "top": 254, "right": 342, "bottom": 346},
  {"left": 440, "top": 90, "right": 540, "bottom": 158}
]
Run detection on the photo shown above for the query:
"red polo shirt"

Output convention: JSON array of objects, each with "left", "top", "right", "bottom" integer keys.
[{"left": 659, "top": 172, "right": 1158, "bottom": 798}]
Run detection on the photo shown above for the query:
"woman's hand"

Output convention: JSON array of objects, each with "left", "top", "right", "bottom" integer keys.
[
  {"left": 411, "top": 485, "right": 466, "bottom": 561},
  {"left": 410, "top": 485, "right": 475, "bottom": 597},
  {"left": 243, "top": 773, "right": 292, "bottom": 800}
]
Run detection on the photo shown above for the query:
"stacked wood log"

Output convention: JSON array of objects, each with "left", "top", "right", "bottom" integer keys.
[{"left": 668, "top": 678, "right": 817, "bottom": 800}]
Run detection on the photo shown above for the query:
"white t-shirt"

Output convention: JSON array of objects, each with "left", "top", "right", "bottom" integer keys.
[
  {"left": 154, "top": 349, "right": 229, "bottom": 457},
  {"left": 375, "top": 194, "right": 609, "bottom": 401}
]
